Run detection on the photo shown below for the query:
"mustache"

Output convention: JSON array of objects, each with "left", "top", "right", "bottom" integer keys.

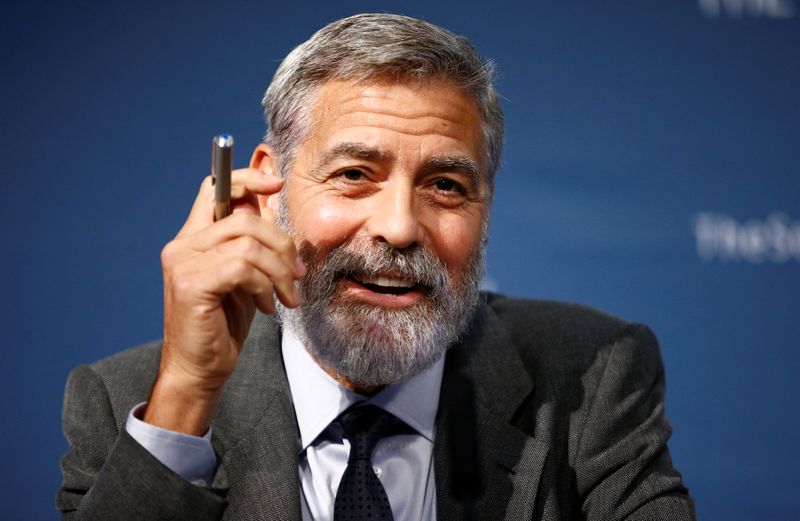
[{"left": 297, "top": 239, "right": 450, "bottom": 292}]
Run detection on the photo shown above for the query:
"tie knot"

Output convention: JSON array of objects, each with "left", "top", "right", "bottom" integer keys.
[{"left": 338, "top": 405, "right": 394, "bottom": 462}]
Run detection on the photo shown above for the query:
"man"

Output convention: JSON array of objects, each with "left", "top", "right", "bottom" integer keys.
[{"left": 58, "top": 13, "right": 695, "bottom": 521}]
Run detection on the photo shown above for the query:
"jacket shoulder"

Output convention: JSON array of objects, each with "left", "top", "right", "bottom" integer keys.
[
  {"left": 89, "top": 340, "right": 162, "bottom": 378},
  {"left": 484, "top": 292, "right": 629, "bottom": 345},
  {"left": 67, "top": 341, "right": 162, "bottom": 432},
  {"left": 481, "top": 292, "right": 658, "bottom": 386}
]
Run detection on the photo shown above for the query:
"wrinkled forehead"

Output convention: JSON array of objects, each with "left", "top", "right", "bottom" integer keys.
[{"left": 300, "top": 77, "right": 487, "bottom": 174}]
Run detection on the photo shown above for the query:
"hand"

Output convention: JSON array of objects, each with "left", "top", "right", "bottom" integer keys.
[{"left": 143, "top": 168, "right": 305, "bottom": 435}]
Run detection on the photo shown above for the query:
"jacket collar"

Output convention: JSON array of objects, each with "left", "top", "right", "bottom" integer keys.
[
  {"left": 435, "top": 300, "right": 549, "bottom": 521},
  {"left": 207, "top": 299, "right": 548, "bottom": 521},
  {"left": 210, "top": 312, "right": 302, "bottom": 521}
]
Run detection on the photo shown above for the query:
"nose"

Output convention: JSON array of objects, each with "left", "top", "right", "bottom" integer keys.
[{"left": 365, "top": 179, "right": 422, "bottom": 249}]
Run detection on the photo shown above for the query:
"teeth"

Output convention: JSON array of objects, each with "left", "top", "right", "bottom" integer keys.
[{"left": 357, "top": 275, "right": 415, "bottom": 288}]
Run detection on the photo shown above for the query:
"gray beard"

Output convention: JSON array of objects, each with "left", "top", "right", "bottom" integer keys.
[{"left": 275, "top": 191, "right": 486, "bottom": 387}]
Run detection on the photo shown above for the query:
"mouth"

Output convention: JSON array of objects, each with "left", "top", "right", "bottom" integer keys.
[{"left": 347, "top": 273, "right": 422, "bottom": 296}]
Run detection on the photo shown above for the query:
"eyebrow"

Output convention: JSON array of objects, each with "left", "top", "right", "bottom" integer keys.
[
  {"left": 310, "top": 142, "right": 393, "bottom": 177},
  {"left": 310, "top": 141, "right": 484, "bottom": 189},
  {"left": 424, "top": 155, "right": 482, "bottom": 190}
]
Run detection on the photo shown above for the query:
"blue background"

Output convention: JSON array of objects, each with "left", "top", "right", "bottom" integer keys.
[{"left": 2, "top": 1, "right": 798, "bottom": 519}]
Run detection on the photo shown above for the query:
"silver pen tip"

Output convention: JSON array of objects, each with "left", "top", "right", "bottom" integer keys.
[{"left": 214, "top": 133, "right": 234, "bottom": 148}]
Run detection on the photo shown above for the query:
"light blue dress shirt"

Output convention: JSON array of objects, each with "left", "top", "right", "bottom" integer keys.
[
  {"left": 126, "top": 402, "right": 217, "bottom": 487},
  {"left": 126, "top": 326, "right": 443, "bottom": 521}
]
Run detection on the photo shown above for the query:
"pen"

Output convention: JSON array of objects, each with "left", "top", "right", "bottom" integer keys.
[{"left": 212, "top": 133, "right": 234, "bottom": 220}]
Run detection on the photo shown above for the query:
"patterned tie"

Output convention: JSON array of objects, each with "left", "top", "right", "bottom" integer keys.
[{"left": 334, "top": 405, "right": 395, "bottom": 521}]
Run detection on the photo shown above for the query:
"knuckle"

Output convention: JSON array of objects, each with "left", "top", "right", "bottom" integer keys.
[
  {"left": 170, "top": 271, "right": 193, "bottom": 296},
  {"left": 232, "top": 211, "right": 256, "bottom": 226},
  {"left": 227, "top": 258, "right": 251, "bottom": 280},
  {"left": 239, "top": 236, "right": 260, "bottom": 255},
  {"left": 161, "top": 241, "right": 178, "bottom": 266}
]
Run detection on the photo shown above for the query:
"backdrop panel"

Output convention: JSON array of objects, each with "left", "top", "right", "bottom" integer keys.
[{"left": 1, "top": 1, "right": 798, "bottom": 519}]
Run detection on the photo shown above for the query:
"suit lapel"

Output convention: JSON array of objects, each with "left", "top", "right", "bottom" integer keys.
[
  {"left": 436, "top": 302, "right": 550, "bottom": 521},
  {"left": 201, "top": 304, "right": 549, "bottom": 520},
  {"left": 211, "top": 313, "right": 302, "bottom": 521}
]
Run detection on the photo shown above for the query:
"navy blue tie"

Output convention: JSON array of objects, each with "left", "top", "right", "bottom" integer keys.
[{"left": 334, "top": 405, "right": 395, "bottom": 521}]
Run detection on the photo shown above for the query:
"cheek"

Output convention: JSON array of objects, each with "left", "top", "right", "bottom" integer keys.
[
  {"left": 292, "top": 198, "right": 364, "bottom": 248},
  {"left": 429, "top": 216, "right": 484, "bottom": 270}
]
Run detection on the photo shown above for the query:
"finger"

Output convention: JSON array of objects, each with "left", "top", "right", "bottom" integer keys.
[
  {"left": 172, "top": 241, "right": 301, "bottom": 308},
  {"left": 223, "top": 290, "right": 259, "bottom": 341},
  {"left": 212, "top": 256, "right": 299, "bottom": 310},
  {"left": 177, "top": 176, "right": 215, "bottom": 237},
  {"left": 211, "top": 235, "right": 301, "bottom": 308},
  {"left": 225, "top": 279, "right": 279, "bottom": 317},
  {"left": 229, "top": 194, "right": 260, "bottom": 217},
  {"left": 229, "top": 168, "right": 285, "bottom": 217},
  {"left": 232, "top": 167, "right": 284, "bottom": 195},
  {"left": 175, "top": 213, "right": 304, "bottom": 278},
  {"left": 178, "top": 168, "right": 284, "bottom": 238},
  {"left": 252, "top": 287, "right": 277, "bottom": 315},
  {"left": 174, "top": 254, "right": 278, "bottom": 306}
]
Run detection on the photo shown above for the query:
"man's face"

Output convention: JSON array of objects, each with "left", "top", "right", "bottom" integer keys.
[{"left": 274, "top": 78, "right": 490, "bottom": 386}]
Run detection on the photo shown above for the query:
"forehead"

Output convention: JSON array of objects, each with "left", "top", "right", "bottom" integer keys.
[{"left": 300, "top": 78, "right": 485, "bottom": 171}]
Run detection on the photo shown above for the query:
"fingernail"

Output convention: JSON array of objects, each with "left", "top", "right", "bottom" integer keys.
[{"left": 293, "top": 285, "right": 303, "bottom": 306}]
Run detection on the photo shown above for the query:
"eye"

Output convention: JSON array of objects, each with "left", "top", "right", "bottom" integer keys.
[
  {"left": 434, "top": 178, "right": 464, "bottom": 193},
  {"left": 340, "top": 169, "right": 365, "bottom": 181},
  {"left": 330, "top": 168, "right": 375, "bottom": 197}
]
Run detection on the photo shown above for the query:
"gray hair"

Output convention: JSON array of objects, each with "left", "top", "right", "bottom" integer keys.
[{"left": 262, "top": 13, "right": 504, "bottom": 183}]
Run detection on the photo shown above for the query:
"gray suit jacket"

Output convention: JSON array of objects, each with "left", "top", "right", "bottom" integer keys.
[{"left": 58, "top": 293, "right": 695, "bottom": 520}]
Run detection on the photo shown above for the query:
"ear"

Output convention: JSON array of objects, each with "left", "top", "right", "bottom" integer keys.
[{"left": 250, "top": 143, "right": 282, "bottom": 221}]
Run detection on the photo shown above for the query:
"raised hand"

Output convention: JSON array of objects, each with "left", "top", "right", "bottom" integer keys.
[{"left": 143, "top": 168, "right": 304, "bottom": 435}]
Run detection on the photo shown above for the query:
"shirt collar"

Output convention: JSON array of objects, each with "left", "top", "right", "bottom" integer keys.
[{"left": 281, "top": 325, "right": 444, "bottom": 451}]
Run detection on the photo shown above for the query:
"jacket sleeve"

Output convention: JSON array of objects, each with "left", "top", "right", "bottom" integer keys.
[
  {"left": 574, "top": 324, "right": 696, "bottom": 521},
  {"left": 57, "top": 364, "right": 228, "bottom": 520}
]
